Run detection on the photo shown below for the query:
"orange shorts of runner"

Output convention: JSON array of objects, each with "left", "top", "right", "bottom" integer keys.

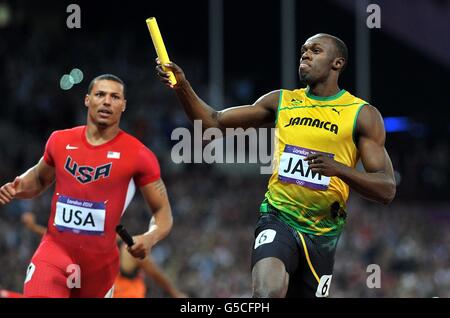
[{"left": 113, "top": 273, "right": 146, "bottom": 298}]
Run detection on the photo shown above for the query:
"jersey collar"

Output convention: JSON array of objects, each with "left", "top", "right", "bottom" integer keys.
[{"left": 305, "top": 87, "right": 346, "bottom": 101}]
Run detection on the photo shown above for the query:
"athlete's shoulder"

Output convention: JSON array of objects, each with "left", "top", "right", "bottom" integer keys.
[
  {"left": 49, "top": 126, "right": 85, "bottom": 137},
  {"left": 344, "top": 90, "right": 380, "bottom": 118},
  {"left": 119, "top": 130, "right": 157, "bottom": 154},
  {"left": 119, "top": 129, "right": 145, "bottom": 147},
  {"left": 341, "top": 90, "right": 368, "bottom": 105},
  {"left": 254, "top": 90, "right": 281, "bottom": 105},
  {"left": 45, "top": 125, "right": 85, "bottom": 143},
  {"left": 357, "top": 103, "right": 383, "bottom": 122},
  {"left": 354, "top": 103, "right": 386, "bottom": 142},
  {"left": 281, "top": 87, "right": 308, "bottom": 98},
  {"left": 291, "top": 87, "right": 308, "bottom": 94},
  {"left": 121, "top": 131, "right": 161, "bottom": 181}
]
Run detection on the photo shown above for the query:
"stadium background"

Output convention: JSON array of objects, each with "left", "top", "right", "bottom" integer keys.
[{"left": 0, "top": 0, "right": 449, "bottom": 297}]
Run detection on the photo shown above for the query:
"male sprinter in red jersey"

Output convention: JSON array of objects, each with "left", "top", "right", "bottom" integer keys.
[{"left": 0, "top": 74, "right": 173, "bottom": 298}]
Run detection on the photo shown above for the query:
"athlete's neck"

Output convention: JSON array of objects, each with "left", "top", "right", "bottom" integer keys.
[
  {"left": 307, "top": 79, "right": 340, "bottom": 97},
  {"left": 85, "top": 123, "right": 120, "bottom": 146}
]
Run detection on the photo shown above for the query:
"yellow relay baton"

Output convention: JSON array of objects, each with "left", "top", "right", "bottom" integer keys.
[{"left": 146, "top": 17, "right": 177, "bottom": 85}]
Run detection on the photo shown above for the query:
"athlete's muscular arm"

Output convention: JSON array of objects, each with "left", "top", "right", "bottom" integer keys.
[
  {"left": 156, "top": 61, "right": 278, "bottom": 131},
  {"left": 307, "top": 105, "right": 396, "bottom": 204},
  {"left": 0, "top": 157, "right": 55, "bottom": 205},
  {"left": 128, "top": 178, "right": 173, "bottom": 259}
]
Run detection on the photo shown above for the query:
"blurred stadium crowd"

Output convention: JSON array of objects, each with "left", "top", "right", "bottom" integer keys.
[{"left": 0, "top": 8, "right": 449, "bottom": 298}]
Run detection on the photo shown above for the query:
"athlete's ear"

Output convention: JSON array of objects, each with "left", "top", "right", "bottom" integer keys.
[
  {"left": 122, "top": 99, "right": 127, "bottom": 112},
  {"left": 84, "top": 94, "right": 90, "bottom": 108},
  {"left": 332, "top": 57, "right": 345, "bottom": 72}
]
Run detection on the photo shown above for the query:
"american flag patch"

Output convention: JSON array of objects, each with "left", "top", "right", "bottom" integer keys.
[{"left": 107, "top": 151, "right": 121, "bottom": 159}]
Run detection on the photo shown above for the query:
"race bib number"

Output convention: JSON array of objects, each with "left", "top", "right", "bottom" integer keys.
[
  {"left": 54, "top": 195, "right": 106, "bottom": 235},
  {"left": 278, "top": 145, "right": 334, "bottom": 190},
  {"left": 316, "top": 275, "right": 333, "bottom": 297},
  {"left": 254, "top": 229, "right": 277, "bottom": 249}
]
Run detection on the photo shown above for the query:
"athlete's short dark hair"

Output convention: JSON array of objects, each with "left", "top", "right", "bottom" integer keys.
[
  {"left": 316, "top": 33, "right": 348, "bottom": 73},
  {"left": 88, "top": 74, "right": 126, "bottom": 97}
]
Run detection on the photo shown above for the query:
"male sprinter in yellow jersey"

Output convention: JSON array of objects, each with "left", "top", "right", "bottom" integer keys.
[{"left": 156, "top": 33, "right": 396, "bottom": 297}]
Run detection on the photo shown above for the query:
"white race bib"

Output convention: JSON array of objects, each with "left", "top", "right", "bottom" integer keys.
[
  {"left": 54, "top": 195, "right": 106, "bottom": 235},
  {"left": 278, "top": 145, "right": 334, "bottom": 190}
]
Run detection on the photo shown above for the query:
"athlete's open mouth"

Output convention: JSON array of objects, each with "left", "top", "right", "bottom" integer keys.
[{"left": 98, "top": 109, "right": 113, "bottom": 115}]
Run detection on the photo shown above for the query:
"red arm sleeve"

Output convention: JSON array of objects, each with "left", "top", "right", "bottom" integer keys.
[{"left": 134, "top": 146, "right": 161, "bottom": 187}]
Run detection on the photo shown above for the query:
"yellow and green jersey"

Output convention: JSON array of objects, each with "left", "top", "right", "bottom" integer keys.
[{"left": 262, "top": 87, "right": 367, "bottom": 236}]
